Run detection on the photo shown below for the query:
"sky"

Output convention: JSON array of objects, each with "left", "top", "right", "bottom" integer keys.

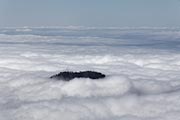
[{"left": 0, "top": 0, "right": 180, "bottom": 27}]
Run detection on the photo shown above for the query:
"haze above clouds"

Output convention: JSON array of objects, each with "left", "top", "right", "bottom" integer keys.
[{"left": 0, "top": 0, "right": 180, "bottom": 27}]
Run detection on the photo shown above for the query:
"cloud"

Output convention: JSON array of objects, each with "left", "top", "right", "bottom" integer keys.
[{"left": 0, "top": 27, "right": 180, "bottom": 120}]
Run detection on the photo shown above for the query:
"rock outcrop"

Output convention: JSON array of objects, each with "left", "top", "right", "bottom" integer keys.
[{"left": 50, "top": 71, "right": 106, "bottom": 81}]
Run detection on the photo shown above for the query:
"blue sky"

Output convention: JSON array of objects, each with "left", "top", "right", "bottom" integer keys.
[{"left": 0, "top": 0, "right": 180, "bottom": 27}]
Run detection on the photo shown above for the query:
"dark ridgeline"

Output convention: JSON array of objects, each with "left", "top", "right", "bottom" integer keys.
[{"left": 50, "top": 71, "right": 106, "bottom": 81}]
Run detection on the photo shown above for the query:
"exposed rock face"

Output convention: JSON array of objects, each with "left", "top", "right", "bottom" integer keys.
[{"left": 50, "top": 71, "right": 106, "bottom": 81}]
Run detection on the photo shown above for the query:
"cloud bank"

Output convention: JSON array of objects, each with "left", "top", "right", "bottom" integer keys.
[{"left": 0, "top": 27, "right": 180, "bottom": 120}]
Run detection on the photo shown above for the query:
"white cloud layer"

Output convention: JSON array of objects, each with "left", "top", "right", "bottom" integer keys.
[{"left": 0, "top": 27, "right": 180, "bottom": 120}]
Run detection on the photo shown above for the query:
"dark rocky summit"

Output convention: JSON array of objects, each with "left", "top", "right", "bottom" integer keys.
[{"left": 50, "top": 71, "right": 106, "bottom": 81}]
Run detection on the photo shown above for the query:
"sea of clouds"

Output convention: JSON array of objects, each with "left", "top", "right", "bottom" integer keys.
[{"left": 0, "top": 27, "right": 180, "bottom": 120}]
